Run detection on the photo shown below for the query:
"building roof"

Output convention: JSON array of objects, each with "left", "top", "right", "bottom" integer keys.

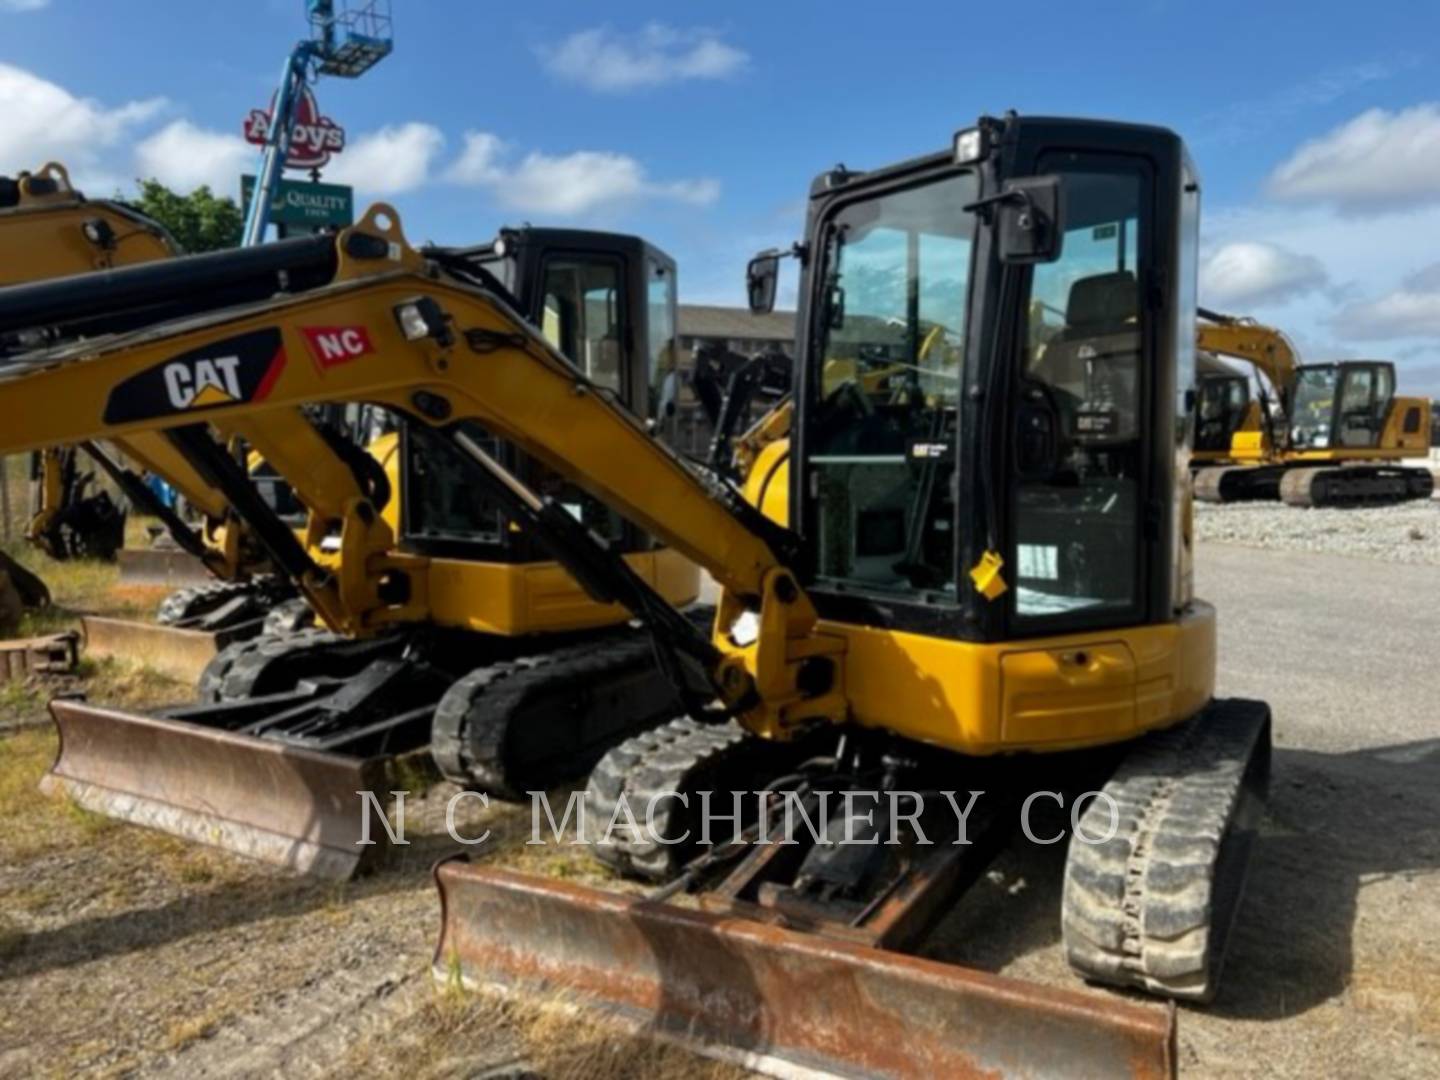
[{"left": 678, "top": 304, "right": 796, "bottom": 342}]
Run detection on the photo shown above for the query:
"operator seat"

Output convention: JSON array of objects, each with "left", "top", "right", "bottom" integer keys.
[{"left": 1030, "top": 270, "right": 1140, "bottom": 443}]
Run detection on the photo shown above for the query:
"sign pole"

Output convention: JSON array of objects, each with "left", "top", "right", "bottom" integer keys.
[{"left": 241, "top": 45, "right": 313, "bottom": 247}]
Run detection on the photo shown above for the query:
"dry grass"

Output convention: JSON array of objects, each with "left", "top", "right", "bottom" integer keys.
[
  {"left": 342, "top": 982, "right": 748, "bottom": 1080},
  {"left": 162, "top": 1007, "right": 226, "bottom": 1053}
]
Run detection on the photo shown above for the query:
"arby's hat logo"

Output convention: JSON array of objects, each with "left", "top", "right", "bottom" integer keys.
[{"left": 243, "top": 86, "right": 346, "bottom": 171}]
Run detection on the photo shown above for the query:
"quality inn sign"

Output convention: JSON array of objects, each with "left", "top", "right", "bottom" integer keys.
[{"left": 241, "top": 175, "right": 353, "bottom": 230}]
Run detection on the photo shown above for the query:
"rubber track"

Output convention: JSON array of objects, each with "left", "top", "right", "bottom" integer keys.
[
  {"left": 582, "top": 715, "right": 759, "bottom": 881},
  {"left": 1061, "top": 698, "right": 1271, "bottom": 1002},
  {"left": 430, "top": 606, "right": 716, "bottom": 801},
  {"left": 430, "top": 629, "right": 682, "bottom": 802},
  {"left": 261, "top": 597, "right": 317, "bottom": 636},
  {"left": 1279, "top": 465, "right": 1433, "bottom": 508},
  {"left": 157, "top": 580, "right": 265, "bottom": 626},
  {"left": 196, "top": 628, "right": 350, "bottom": 703}
]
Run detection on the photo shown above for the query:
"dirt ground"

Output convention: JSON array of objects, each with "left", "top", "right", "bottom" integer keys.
[{"left": 1, "top": 540, "right": 1437, "bottom": 1078}]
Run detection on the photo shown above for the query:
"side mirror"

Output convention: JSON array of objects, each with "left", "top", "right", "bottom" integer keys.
[
  {"left": 998, "top": 176, "right": 1064, "bottom": 264},
  {"left": 747, "top": 251, "right": 781, "bottom": 314}
]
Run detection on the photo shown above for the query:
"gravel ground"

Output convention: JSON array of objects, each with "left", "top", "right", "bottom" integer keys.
[
  {"left": 1196, "top": 498, "right": 1440, "bottom": 564},
  {"left": 2, "top": 542, "right": 1438, "bottom": 1077}
]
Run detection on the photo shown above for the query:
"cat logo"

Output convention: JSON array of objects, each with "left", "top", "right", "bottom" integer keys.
[
  {"left": 104, "top": 328, "right": 287, "bottom": 424},
  {"left": 164, "top": 355, "right": 244, "bottom": 409}
]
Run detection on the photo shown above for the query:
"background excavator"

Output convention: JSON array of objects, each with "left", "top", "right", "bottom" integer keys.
[
  {"left": 0, "top": 113, "right": 1269, "bottom": 1078},
  {"left": 0, "top": 215, "right": 708, "bottom": 876},
  {"left": 0, "top": 162, "right": 182, "bottom": 628},
  {"left": 1192, "top": 307, "right": 1433, "bottom": 506}
]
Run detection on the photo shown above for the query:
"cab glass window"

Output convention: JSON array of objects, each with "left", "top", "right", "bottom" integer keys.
[
  {"left": 808, "top": 172, "right": 975, "bottom": 598},
  {"left": 1014, "top": 164, "right": 1147, "bottom": 622},
  {"left": 539, "top": 259, "right": 623, "bottom": 392}
]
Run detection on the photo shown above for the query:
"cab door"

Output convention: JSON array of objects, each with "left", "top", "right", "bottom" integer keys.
[{"left": 1010, "top": 155, "right": 1154, "bottom": 632}]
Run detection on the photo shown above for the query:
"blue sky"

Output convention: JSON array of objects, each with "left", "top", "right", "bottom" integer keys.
[{"left": 5, "top": 1, "right": 1440, "bottom": 388}]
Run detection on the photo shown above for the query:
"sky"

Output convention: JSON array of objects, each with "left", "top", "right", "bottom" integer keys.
[{"left": 5, "top": 1, "right": 1440, "bottom": 389}]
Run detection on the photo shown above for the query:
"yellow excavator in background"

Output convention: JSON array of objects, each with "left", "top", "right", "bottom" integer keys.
[
  {"left": 0, "top": 162, "right": 180, "bottom": 626},
  {"left": 0, "top": 114, "right": 1269, "bottom": 1077},
  {"left": 0, "top": 212, "right": 707, "bottom": 876},
  {"left": 1192, "top": 307, "right": 1433, "bottom": 505}
]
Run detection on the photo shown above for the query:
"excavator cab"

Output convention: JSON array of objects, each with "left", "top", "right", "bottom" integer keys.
[
  {"left": 1290, "top": 360, "right": 1396, "bottom": 451},
  {"left": 1194, "top": 372, "right": 1251, "bottom": 454},
  {"left": 795, "top": 122, "right": 1190, "bottom": 638},
  {"left": 400, "top": 229, "right": 676, "bottom": 566}
]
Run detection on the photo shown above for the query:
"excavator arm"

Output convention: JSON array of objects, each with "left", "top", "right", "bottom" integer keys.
[
  {"left": 1195, "top": 307, "right": 1298, "bottom": 392},
  {"left": 0, "top": 208, "right": 844, "bottom": 738},
  {"left": 1196, "top": 306, "right": 1299, "bottom": 459}
]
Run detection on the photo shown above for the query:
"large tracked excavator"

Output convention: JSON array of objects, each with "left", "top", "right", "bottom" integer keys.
[
  {"left": 1, "top": 113, "right": 1270, "bottom": 1077},
  {"left": 1191, "top": 308, "right": 1433, "bottom": 506}
]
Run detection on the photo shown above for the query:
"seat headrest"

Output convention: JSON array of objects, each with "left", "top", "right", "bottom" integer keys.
[{"left": 1065, "top": 271, "right": 1138, "bottom": 332}]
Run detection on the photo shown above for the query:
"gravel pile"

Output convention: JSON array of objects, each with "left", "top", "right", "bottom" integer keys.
[{"left": 1195, "top": 498, "right": 1440, "bottom": 564}]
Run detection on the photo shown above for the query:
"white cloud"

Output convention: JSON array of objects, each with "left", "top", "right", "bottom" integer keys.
[
  {"left": 133, "top": 120, "right": 444, "bottom": 200},
  {"left": 445, "top": 130, "right": 719, "bottom": 215},
  {"left": 1200, "top": 241, "right": 1328, "bottom": 310},
  {"left": 1267, "top": 104, "right": 1440, "bottom": 214},
  {"left": 322, "top": 122, "right": 445, "bottom": 196},
  {"left": 1330, "top": 263, "right": 1440, "bottom": 340},
  {"left": 1, "top": 0, "right": 51, "bottom": 12},
  {"left": 0, "top": 62, "right": 165, "bottom": 185},
  {"left": 133, "top": 120, "right": 252, "bottom": 195},
  {"left": 538, "top": 23, "right": 747, "bottom": 92}
]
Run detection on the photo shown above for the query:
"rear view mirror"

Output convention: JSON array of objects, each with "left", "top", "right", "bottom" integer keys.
[
  {"left": 747, "top": 251, "right": 780, "bottom": 314},
  {"left": 998, "top": 176, "right": 1064, "bottom": 264}
]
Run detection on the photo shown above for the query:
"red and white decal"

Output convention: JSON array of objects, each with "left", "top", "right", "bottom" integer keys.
[{"left": 300, "top": 325, "right": 376, "bottom": 371}]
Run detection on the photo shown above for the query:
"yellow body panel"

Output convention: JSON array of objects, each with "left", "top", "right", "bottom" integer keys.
[
  {"left": 0, "top": 164, "right": 177, "bottom": 282},
  {"left": 1229, "top": 425, "right": 1269, "bottom": 461},
  {"left": 829, "top": 602, "right": 1215, "bottom": 755},
  {"left": 741, "top": 437, "right": 791, "bottom": 527},
  {"left": 426, "top": 548, "right": 699, "bottom": 636}
]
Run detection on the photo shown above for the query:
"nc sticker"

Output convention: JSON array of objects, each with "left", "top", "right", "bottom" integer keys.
[{"left": 103, "top": 328, "right": 287, "bottom": 424}]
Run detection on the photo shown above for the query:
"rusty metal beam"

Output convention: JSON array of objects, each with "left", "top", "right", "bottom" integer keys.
[
  {"left": 433, "top": 860, "right": 1177, "bottom": 1079},
  {"left": 0, "top": 631, "right": 79, "bottom": 682}
]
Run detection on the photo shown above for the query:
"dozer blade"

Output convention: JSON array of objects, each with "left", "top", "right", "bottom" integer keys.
[
  {"left": 82, "top": 615, "right": 227, "bottom": 684},
  {"left": 433, "top": 861, "right": 1177, "bottom": 1080},
  {"left": 45, "top": 700, "right": 391, "bottom": 878}
]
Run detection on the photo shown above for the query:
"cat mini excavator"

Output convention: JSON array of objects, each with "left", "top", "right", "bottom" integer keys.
[
  {"left": 0, "top": 220, "right": 702, "bottom": 877},
  {"left": 1191, "top": 308, "right": 1433, "bottom": 506},
  {"left": 0, "top": 113, "right": 1270, "bottom": 1077}
]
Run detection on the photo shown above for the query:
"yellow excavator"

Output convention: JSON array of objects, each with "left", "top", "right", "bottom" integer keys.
[
  {"left": 0, "top": 211, "right": 708, "bottom": 876},
  {"left": 0, "top": 113, "right": 1268, "bottom": 1077},
  {"left": 1192, "top": 308, "right": 1433, "bottom": 505},
  {"left": 0, "top": 162, "right": 181, "bottom": 624}
]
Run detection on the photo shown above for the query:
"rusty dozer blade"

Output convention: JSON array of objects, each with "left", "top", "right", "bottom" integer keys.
[
  {"left": 433, "top": 861, "right": 1177, "bottom": 1080},
  {"left": 45, "top": 699, "right": 392, "bottom": 878},
  {"left": 81, "top": 615, "right": 226, "bottom": 684}
]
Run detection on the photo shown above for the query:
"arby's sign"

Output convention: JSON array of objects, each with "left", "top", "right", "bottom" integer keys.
[{"left": 243, "top": 85, "right": 346, "bottom": 171}]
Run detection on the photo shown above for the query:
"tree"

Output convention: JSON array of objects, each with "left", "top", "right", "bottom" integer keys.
[{"left": 130, "top": 180, "right": 244, "bottom": 253}]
